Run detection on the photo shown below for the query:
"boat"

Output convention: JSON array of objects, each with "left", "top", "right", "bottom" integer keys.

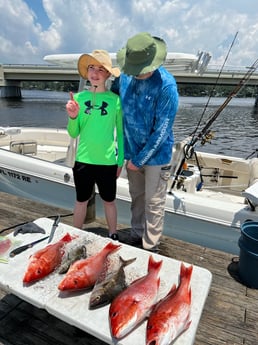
[
  {"left": 43, "top": 51, "right": 212, "bottom": 74},
  {"left": 0, "top": 52, "right": 257, "bottom": 255},
  {"left": 0, "top": 125, "right": 257, "bottom": 255}
]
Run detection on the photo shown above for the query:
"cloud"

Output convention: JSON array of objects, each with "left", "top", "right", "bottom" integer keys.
[{"left": 0, "top": 0, "right": 257, "bottom": 68}]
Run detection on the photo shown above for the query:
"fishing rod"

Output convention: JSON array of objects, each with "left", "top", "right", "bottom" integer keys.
[
  {"left": 191, "top": 31, "right": 239, "bottom": 138},
  {"left": 170, "top": 57, "right": 258, "bottom": 192},
  {"left": 169, "top": 33, "right": 239, "bottom": 192},
  {"left": 190, "top": 57, "right": 258, "bottom": 148}
]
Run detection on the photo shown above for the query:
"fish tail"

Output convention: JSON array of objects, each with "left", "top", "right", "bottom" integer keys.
[
  {"left": 148, "top": 255, "right": 163, "bottom": 273},
  {"left": 105, "top": 241, "right": 121, "bottom": 252},
  {"left": 180, "top": 263, "right": 193, "bottom": 296},
  {"left": 120, "top": 256, "right": 137, "bottom": 268},
  {"left": 180, "top": 262, "right": 193, "bottom": 282}
]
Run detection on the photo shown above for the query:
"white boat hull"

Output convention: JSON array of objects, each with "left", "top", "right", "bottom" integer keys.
[{"left": 0, "top": 127, "right": 257, "bottom": 254}]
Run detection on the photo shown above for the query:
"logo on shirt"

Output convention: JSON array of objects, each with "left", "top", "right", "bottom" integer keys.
[{"left": 84, "top": 101, "right": 108, "bottom": 115}]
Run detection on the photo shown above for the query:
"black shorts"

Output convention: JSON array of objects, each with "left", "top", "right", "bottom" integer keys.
[{"left": 73, "top": 162, "right": 118, "bottom": 202}]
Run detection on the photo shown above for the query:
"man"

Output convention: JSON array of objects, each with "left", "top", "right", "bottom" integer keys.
[{"left": 113, "top": 32, "right": 179, "bottom": 252}]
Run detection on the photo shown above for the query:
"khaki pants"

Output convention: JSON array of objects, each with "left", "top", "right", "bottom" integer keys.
[{"left": 126, "top": 164, "right": 171, "bottom": 250}]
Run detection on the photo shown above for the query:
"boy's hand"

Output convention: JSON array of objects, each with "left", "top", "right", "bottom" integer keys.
[{"left": 66, "top": 92, "right": 79, "bottom": 118}]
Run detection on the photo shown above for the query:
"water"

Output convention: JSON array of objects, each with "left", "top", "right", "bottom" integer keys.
[
  {"left": 1, "top": 89, "right": 257, "bottom": 159},
  {"left": 176, "top": 96, "right": 258, "bottom": 158},
  {"left": 0, "top": 90, "right": 68, "bottom": 128}
]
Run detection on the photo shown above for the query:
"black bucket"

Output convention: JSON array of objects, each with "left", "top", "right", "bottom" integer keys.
[{"left": 238, "top": 221, "right": 258, "bottom": 288}]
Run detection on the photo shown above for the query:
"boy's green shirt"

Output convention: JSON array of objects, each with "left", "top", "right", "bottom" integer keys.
[{"left": 67, "top": 90, "right": 124, "bottom": 167}]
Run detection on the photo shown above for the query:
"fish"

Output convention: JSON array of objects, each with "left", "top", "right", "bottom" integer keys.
[
  {"left": 109, "top": 255, "right": 163, "bottom": 339},
  {"left": 146, "top": 262, "right": 193, "bottom": 345},
  {"left": 23, "top": 233, "right": 74, "bottom": 283},
  {"left": 89, "top": 255, "right": 136, "bottom": 309},
  {"left": 58, "top": 241, "right": 121, "bottom": 291},
  {"left": 13, "top": 222, "right": 46, "bottom": 236},
  {"left": 0, "top": 236, "right": 12, "bottom": 255},
  {"left": 58, "top": 244, "right": 87, "bottom": 274}
]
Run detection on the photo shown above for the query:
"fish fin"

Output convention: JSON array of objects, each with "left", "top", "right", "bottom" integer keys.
[
  {"left": 185, "top": 319, "right": 192, "bottom": 331},
  {"left": 148, "top": 255, "right": 163, "bottom": 273},
  {"left": 82, "top": 245, "right": 87, "bottom": 258},
  {"left": 167, "top": 283, "right": 177, "bottom": 296},
  {"left": 157, "top": 277, "right": 161, "bottom": 289},
  {"left": 60, "top": 233, "right": 75, "bottom": 243}
]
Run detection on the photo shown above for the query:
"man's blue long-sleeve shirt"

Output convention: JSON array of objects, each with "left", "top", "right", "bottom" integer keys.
[{"left": 113, "top": 66, "right": 178, "bottom": 167}]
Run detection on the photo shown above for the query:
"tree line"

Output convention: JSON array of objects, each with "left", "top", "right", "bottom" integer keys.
[{"left": 21, "top": 81, "right": 257, "bottom": 98}]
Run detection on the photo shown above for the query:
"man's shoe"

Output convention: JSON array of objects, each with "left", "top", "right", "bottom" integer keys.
[
  {"left": 145, "top": 246, "right": 159, "bottom": 254},
  {"left": 130, "top": 236, "right": 142, "bottom": 248}
]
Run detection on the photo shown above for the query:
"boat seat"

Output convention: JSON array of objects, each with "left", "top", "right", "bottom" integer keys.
[
  {"left": 10, "top": 140, "right": 37, "bottom": 155},
  {"left": 242, "top": 181, "right": 258, "bottom": 211}
]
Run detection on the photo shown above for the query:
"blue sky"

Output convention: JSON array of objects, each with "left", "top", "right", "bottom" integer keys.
[
  {"left": 0, "top": 0, "right": 258, "bottom": 68},
  {"left": 23, "top": 0, "right": 51, "bottom": 30}
]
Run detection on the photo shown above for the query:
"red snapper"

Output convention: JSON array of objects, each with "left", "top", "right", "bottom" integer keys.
[
  {"left": 146, "top": 262, "right": 193, "bottom": 345},
  {"left": 109, "top": 255, "right": 163, "bottom": 339},
  {"left": 23, "top": 233, "right": 74, "bottom": 283},
  {"left": 58, "top": 241, "right": 121, "bottom": 291}
]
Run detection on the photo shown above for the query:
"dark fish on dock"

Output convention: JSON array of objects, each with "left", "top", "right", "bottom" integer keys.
[
  {"left": 146, "top": 262, "right": 193, "bottom": 345},
  {"left": 23, "top": 233, "right": 75, "bottom": 283},
  {"left": 13, "top": 222, "right": 46, "bottom": 236},
  {"left": 109, "top": 255, "right": 162, "bottom": 339},
  {"left": 58, "top": 244, "right": 87, "bottom": 274},
  {"left": 58, "top": 241, "right": 121, "bottom": 291},
  {"left": 89, "top": 255, "right": 136, "bottom": 309}
]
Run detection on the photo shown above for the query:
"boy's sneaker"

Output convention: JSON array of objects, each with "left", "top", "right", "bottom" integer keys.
[{"left": 109, "top": 233, "right": 119, "bottom": 241}]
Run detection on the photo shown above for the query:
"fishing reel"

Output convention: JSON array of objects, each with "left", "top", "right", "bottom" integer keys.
[
  {"left": 201, "top": 131, "right": 215, "bottom": 145},
  {"left": 176, "top": 175, "right": 186, "bottom": 190}
]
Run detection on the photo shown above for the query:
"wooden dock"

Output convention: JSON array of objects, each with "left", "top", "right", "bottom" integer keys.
[{"left": 0, "top": 191, "right": 257, "bottom": 345}]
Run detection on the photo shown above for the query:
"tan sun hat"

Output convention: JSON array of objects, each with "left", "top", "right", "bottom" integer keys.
[
  {"left": 117, "top": 32, "right": 167, "bottom": 76},
  {"left": 78, "top": 50, "right": 121, "bottom": 80}
]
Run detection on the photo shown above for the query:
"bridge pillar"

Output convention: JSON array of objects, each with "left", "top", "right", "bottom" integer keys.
[
  {"left": 255, "top": 94, "right": 258, "bottom": 108},
  {"left": 1, "top": 85, "right": 21, "bottom": 98},
  {"left": 0, "top": 80, "right": 22, "bottom": 98}
]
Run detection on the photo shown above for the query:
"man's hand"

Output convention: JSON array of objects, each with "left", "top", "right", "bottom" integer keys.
[
  {"left": 127, "top": 160, "right": 139, "bottom": 171},
  {"left": 66, "top": 92, "right": 79, "bottom": 119}
]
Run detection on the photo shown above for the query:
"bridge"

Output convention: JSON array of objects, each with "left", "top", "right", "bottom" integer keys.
[{"left": 1, "top": 63, "right": 258, "bottom": 98}]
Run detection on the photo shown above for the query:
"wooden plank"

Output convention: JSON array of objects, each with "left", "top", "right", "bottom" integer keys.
[{"left": 0, "top": 296, "right": 106, "bottom": 345}]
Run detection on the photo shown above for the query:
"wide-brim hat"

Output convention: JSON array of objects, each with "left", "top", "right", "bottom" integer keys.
[
  {"left": 78, "top": 50, "right": 121, "bottom": 80},
  {"left": 117, "top": 32, "right": 167, "bottom": 76}
]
